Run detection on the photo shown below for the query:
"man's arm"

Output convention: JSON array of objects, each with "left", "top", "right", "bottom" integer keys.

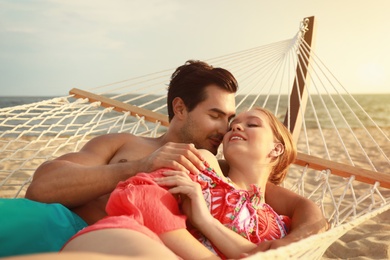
[
  {"left": 186, "top": 182, "right": 327, "bottom": 257},
  {"left": 218, "top": 159, "right": 327, "bottom": 251},
  {"left": 26, "top": 134, "right": 206, "bottom": 208},
  {"left": 25, "top": 134, "right": 146, "bottom": 207}
]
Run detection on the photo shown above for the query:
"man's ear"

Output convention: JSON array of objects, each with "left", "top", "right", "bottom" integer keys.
[
  {"left": 270, "top": 143, "right": 284, "bottom": 157},
  {"left": 172, "top": 97, "right": 187, "bottom": 119}
]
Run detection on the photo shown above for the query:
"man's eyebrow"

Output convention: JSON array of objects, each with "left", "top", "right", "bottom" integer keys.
[
  {"left": 210, "top": 108, "right": 234, "bottom": 116},
  {"left": 210, "top": 108, "right": 236, "bottom": 121},
  {"left": 210, "top": 108, "right": 225, "bottom": 114}
]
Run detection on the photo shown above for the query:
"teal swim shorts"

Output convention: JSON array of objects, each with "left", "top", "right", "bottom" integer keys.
[{"left": 0, "top": 198, "right": 87, "bottom": 257}]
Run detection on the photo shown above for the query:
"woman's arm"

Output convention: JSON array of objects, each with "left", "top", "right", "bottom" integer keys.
[
  {"left": 188, "top": 213, "right": 257, "bottom": 258},
  {"left": 258, "top": 182, "right": 328, "bottom": 250},
  {"left": 187, "top": 150, "right": 258, "bottom": 257},
  {"left": 156, "top": 169, "right": 257, "bottom": 258}
]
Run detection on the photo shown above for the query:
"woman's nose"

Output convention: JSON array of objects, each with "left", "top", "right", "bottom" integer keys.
[{"left": 231, "top": 123, "right": 243, "bottom": 131}]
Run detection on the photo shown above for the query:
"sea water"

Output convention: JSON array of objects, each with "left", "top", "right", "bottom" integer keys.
[{"left": 0, "top": 94, "right": 389, "bottom": 130}]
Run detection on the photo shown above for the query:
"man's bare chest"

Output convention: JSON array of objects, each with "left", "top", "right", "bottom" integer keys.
[{"left": 108, "top": 140, "right": 159, "bottom": 164}]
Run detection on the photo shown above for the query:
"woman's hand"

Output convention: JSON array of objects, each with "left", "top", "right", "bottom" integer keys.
[
  {"left": 154, "top": 171, "right": 213, "bottom": 227},
  {"left": 156, "top": 170, "right": 258, "bottom": 259}
]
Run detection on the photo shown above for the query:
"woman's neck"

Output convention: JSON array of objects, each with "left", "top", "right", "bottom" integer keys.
[{"left": 227, "top": 163, "right": 271, "bottom": 193}]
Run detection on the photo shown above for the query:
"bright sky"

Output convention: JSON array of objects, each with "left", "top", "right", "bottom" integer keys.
[{"left": 1, "top": 0, "right": 389, "bottom": 96}]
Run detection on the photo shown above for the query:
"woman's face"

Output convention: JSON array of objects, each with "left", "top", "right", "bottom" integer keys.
[{"left": 222, "top": 109, "right": 276, "bottom": 162}]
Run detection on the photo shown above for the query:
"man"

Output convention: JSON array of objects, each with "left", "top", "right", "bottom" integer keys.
[{"left": 7, "top": 60, "right": 326, "bottom": 256}]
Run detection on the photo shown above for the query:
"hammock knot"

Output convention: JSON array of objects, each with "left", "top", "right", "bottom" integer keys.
[
  {"left": 55, "top": 97, "right": 70, "bottom": 104},
  {"left": 135, "top": 114, "right": 145, "bottom": 123},
  {"left": 90, "top": 101, "right": 102, "bottom": 107},
  {"left": 150, "top": 121, "right": 162, "bottom": 137},
  {"left": 103, "top": 107, "right": 114, "bottom": 113},
  {"left": 299, "top": 17, "right": 310, "bottom": 37},
  {"left": 315, "top": 169, "right": 329, "bottom": 183},
  {"left": 73, "top": 97, "right": 90, "bottom": 104}
]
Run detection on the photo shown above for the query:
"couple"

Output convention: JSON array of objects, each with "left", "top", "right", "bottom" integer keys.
[
  {"left": 3, "top": 60, "right": 327, "bottom": 258},
  {"left": 61, "top": 106, "right": 296, "bottom": 259}
]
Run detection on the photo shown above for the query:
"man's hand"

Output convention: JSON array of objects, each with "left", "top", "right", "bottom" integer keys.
[
  {"left": 141, "top": 143, "right": 206, "bottom": 174},
  {"left": 239, "top": 235, "right": 297, "bottom": 258},
  {"left": 265, "top": 183, "right": 328, "bottom": 242}
]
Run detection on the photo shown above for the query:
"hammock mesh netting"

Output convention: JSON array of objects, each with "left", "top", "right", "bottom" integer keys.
[{"left": 1, "top": 17, "right": 389, "bottom": 259}]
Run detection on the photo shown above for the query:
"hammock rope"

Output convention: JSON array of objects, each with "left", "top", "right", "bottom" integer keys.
[{"left": 1, "top": 16, "right": 389, "bottom": 259}]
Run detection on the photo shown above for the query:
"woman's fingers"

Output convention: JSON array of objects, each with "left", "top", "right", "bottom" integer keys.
[
  {"left": 154, "top": 171, "right": 201, "bottom": 198},
  {"left": 154, "top": 170, "right": 192, "bottom": 185},
  {"left": 161, "top": 170, "right": 192, "bottom": 178},
  {"left": 154, "top": 175, "right": 192, "bottom": 187}
]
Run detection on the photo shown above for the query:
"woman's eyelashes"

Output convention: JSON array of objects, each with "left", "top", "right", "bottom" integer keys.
[
  {"left": 246, "top": 119, "right": 261, "bottom": 127},
  {"left": 228, "top": 122, "right": 260, "bottom": 131}
]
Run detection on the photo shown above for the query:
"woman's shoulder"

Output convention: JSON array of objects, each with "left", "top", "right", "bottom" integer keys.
[
  {"left": 197, "top": 149, "right": 227, "bottom": 181},
  {"left": 197, "top": 149, "right": 219, "bottom": 167},
  {"left": 197, "top": 149, "right": 215, "bottom": 159}
]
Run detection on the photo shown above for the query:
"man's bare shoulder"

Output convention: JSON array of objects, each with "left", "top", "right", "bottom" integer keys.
[
  {"left": 88, "top": 132, "right": 139, "bottom": 142},
  {"left": 83, "top": 133, "right": 155, "bottom": 149},
  {"left": 75, "top": 133, "right": 152, "bottom": 158}
]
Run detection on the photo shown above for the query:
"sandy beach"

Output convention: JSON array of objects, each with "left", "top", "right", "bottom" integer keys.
[
  {"left": 1, "top": 127, "right": 389, "bottom": 259},
  {"left": 323, "top": 209, "right": 390, "bottom": 259},
  {"left": 299, "top": 127, "right": 390, "bottom": 260}
]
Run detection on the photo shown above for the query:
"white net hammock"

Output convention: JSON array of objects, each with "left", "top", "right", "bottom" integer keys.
[{"left": 1, "top": 17, "right": 389, "bottom": 259}]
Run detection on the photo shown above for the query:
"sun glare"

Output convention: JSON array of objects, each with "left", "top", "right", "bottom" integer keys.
[{"left": 357, "top": 62, "right": 386, "bottom": 88}]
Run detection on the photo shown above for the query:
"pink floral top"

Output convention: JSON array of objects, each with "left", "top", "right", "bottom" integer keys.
[{"left": 188, "top": 162, "right": 291, "bottom": 258}]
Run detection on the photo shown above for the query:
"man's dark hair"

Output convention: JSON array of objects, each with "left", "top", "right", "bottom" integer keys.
[{"left": 167, "top": 60, "right": 238, "bottom": 121}]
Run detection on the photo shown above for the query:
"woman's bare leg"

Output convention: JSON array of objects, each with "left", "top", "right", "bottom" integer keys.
[
  {"left": 62, "top": 228, "right": 178, "bottom": 259},
  {"left": 3, "top": 252, "right": 142, "bottom": 260},
  {"left": 159, "top": 229, "right": 219, "bottom": 259}
]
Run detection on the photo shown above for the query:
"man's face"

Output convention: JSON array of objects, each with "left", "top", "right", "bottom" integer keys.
[{"left": 180, "top": 85, "right": 236, "bottom": 155}]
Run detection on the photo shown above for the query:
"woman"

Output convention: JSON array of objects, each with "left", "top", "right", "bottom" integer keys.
[{"left": 62, "top": 107, "right": 297, "bottom": 259}]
